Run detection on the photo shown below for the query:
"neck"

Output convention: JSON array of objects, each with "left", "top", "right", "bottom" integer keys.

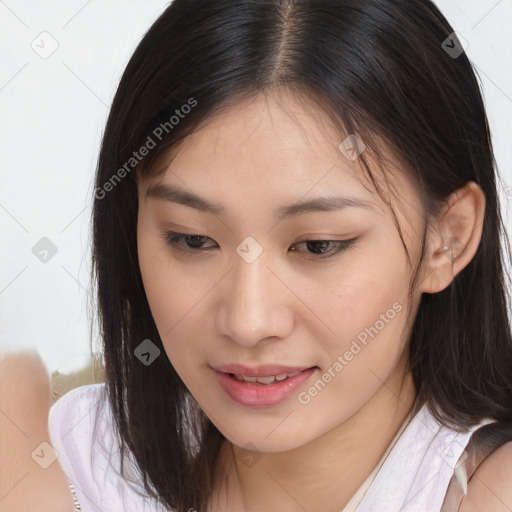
[{"left": 210, "top": 367, "right": 417, "bottom": 512}]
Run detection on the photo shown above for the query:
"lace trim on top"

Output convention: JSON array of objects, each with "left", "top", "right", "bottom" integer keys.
[{"left": 69, "top": 481, "right": 82, "bottom": 511}]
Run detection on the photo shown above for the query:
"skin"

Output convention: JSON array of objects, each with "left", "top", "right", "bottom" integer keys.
[
  {"left": 1, "top": 90, "right": 508, "bottom": 511},
  {"left": 0, "top": 351, "right": 75, "bottom": 512},
  {"left": 135, "top": 88, "right": 499, "bottom": 512},
  {"left": 460, "top": 441, "right": 512, "bottom": 511}
]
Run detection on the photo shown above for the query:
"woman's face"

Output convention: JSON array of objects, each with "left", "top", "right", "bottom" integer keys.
[{"left": 136, "top": 91, "right": 427, "bottom": 452}]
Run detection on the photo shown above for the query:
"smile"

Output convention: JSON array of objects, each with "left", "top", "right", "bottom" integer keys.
[
  {"left": 229, "top": 370, "right": 303, "bottom": 384},
  {"left": 213, "top": 367, "right": 317, "bottom": 407}
]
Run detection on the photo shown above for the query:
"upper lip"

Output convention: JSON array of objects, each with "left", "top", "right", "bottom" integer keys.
[{"left": 211, "top": 363, "right": 314, "bottom": 377}]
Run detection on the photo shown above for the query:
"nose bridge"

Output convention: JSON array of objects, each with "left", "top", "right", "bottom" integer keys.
[
  {"left": 217, "top": 238, "right": 293, "bottom": 346},
  {"left": 232, "top": 249, "right": 272, "bottom": 308}
]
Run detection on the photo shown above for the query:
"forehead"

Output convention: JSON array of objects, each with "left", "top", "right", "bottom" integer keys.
[
  {"left": 143, "top": 92, "right": 371, "bottom": 191},
  {"left": 138, "top": 91, "right": 422, "bottom": 226}
]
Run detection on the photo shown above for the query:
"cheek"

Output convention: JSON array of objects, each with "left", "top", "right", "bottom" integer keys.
[
  {"left": 294, "top": 276, "right": 409, "bottom": 432},
  {"left": 138, "top": 226, "right": 186, "bottom": 347},
  {"left": 138, "top": 265, "right": 203, "bottom": 387},
  {"left": 303, "top": 244, "right": 411, "bottom": 399},
  {"left": 310, "top": 247, "right": 409, "bottom": 344},
  {"left": 137, "top": 229, "right": 215, "bottom": 383},
  {"left": 138, "top": 217, "right": 191, "bottom": 331}
]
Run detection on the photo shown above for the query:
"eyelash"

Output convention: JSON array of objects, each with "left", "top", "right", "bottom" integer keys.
[{"left": 161, "top": 231, "right": 358, "bottom": 260}]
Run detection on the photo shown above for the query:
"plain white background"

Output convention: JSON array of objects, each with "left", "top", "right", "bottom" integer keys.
[{"left": 1, "top": 0, "right": 511, "bottom": 374}]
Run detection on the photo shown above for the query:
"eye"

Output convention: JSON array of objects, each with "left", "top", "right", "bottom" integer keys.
[
  {"left": 163, "top": 231, "right": 217, "bottom": 252},
  {"left": 161, "top": 231, "right": 358, "bottom": 259},
  {"left": 290, "top": 238, "right": 357, "bottom": 258}
]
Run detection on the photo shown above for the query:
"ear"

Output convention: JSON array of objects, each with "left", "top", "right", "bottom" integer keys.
[{"left": 420, "top": 181, "right": 486, "bottom": 294}]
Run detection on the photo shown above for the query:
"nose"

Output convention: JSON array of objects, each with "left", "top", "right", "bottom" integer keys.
[{"left": 215, "top": 247, "right": 294, "bottom": 347}]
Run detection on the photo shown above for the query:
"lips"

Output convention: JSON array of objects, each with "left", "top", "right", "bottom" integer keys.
[{"left": 211, "top": 363, "right": 317, "bottom": 407}]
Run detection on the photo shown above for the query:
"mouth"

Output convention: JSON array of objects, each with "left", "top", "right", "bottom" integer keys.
[
  {"left": 211, "top": 364, "right": 318, "bottom": 407},
  {"left": 211, "top": 364, "right": 316, "bottom": 377},
  {"left": 211, "top": 363, "right": 316, "bottom": 380},
  {"left": 227, "top": 370, "right": 305, "bottom": 385}
]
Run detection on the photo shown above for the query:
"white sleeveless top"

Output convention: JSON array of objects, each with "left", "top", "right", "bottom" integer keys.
[{"left": 48, "top": 383, "right": 496, "bottom": 512}]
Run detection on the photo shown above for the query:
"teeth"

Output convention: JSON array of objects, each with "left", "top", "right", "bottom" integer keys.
[
  {"left": 231, "top": 370, "right": 302, "bottom": 385},
  {"left": 255, "top": 375, "right": 276, "bottom": 384}
]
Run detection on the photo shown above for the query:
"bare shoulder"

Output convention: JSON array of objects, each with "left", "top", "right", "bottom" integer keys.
[
  {"left": 459, "top": 439, "right": 512, "bottom": 512},
  {"left": 0, "top": 351, "right": 74, "bottom": 512},
  {"left": 0, "top": 349, "right": 50, "bottom": 379},
  {"left": 0, "top": 351, "right": 52, "bottom": 422}
]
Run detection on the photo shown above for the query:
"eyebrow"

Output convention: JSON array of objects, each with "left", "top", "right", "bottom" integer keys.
[{"left": 145, "top": 182, "right": 377, "bottom": 221}]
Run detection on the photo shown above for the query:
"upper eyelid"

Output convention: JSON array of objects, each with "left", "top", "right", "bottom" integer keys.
[
  {"left": 164, "top": 231, "right": 358, "bottom": 255},
  {"left": 165, "top": 231, "right": 353, "bottom": 243}
]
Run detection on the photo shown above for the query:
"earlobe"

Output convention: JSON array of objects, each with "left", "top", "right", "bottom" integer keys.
[{"left": 420, "top": 181, "right": 486, "bottom": 294}]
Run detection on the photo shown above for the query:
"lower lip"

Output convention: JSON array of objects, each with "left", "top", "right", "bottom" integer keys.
[{"left": 214, "top": 367, "right": 317, "bottom": 408}]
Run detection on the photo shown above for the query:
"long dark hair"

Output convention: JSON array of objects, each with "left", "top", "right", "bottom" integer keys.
[{"left": 91, "top": 1, "right": 512, "bottom": 510}]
